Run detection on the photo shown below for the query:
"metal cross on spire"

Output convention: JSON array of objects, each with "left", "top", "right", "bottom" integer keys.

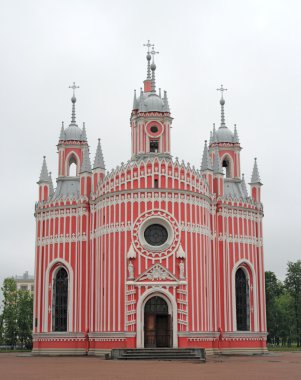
[
  {"left": 216, "top": 84, "right": 227, "bottom": 127},
  {"left": 143, "top": 40, "right": 152, "bottom": 54},
  {"left": 69, "top": 82, "right": 79, "bottom": 98},
  {"left": 143, "top": 40, "right": 152, "bottom": 79},
  {"left": 216, "top": 84, "right": 227, "bottom": 99},
  {"left": 150, "top": 45, "right": 159, "bottom": 63},
  {"left": 69, "top": 82, "right": 79, "bottom": 124}
]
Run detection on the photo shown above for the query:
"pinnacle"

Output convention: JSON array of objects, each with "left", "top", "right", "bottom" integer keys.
[
  {"left": 93, "top": 139, "right": 105, "bottom": 170},
  {"left": 213, "top": 148, "right": 223, "bottom": 175},
  {"left": 39, "top": 156, "right": 49, "bottom": 182},
  {"left": 59, "top": 122, "right": 65, "bottom": 140},
  {"left": 201, "top": 140, "right": 213, "bottom": 171},
  {"left": 250, "top": 157, "right": 262, "bottom": 184},
  {"left": 163, "top": 90, "right": 170, "bottom": 112},
  {"left": 80, "top": 147, "right": 92, "bottom": 173},
  {"left": 233, "top": 124, "right": 239, "bottom": 143},
  {"left": 241, "top": 173, "right": 248, "bottom": 198},
  {"left": 81, "top": 122, "right": 87, "bottom": 141}
]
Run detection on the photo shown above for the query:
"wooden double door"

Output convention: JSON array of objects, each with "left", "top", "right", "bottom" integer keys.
[{"left": 144, "top": 296, "right": 172, "bottom": 348}]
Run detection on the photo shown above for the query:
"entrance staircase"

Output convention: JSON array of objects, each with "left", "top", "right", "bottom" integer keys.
[{"left": 109, "top": 348, "right": 206, "bottom": 362}]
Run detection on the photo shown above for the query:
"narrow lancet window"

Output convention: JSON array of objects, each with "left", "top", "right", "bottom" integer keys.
[
  {"left": 53, "top": 268, "right": 68, "bottom": 332},
  {"left": 235, "top": 268, "right": 250, "bottom": 331}
]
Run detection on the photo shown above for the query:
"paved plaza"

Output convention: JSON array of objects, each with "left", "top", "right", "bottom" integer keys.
[{"left": 0, "top": 352, "right": 300, "bottom": 380}]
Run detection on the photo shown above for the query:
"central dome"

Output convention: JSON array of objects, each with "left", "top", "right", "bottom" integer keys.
[
  {"left": 64, "top": 124, "right": 83, "bottom": 141},
  {"left": 216, "top": 126, "right": 234, "bottom": 143},
  {"left": 143, "top": 94, "right": 164, "bottom": 112}
]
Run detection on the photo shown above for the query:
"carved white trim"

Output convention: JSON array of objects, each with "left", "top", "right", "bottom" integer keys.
[{"left": 137, "top": 263, "right": 176, "bottom": 281}]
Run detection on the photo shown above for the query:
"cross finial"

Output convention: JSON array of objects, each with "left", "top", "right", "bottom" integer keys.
[
  {"left": 150, "top": 45, "right": 159, "bottom": 63},
  {"left": 143, "top": 40, "right": 152, "bottom": 54},
  {"left": 216, "top": 84, "right": 227, "bottom": 99},
  {"left": 69, "top": 82, "right": 79, "bottom": 97}
]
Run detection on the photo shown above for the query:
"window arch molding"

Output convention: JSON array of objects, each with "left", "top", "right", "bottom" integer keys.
[
  {"left": 43, "top": 258, "right": 74, "bottom": 332},
  {"left": 221, "top": 153, "right": 234, "bottom": 178},
  {"left": 231, "top": 259, "right": 258, "bottom": 332},
  {"left": 65, "top": 151, "right": 80, "bottom": 177}
]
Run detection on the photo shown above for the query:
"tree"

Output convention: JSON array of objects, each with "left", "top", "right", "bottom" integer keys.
[
  {"left": 1, "top": 278, "right": 18, "bottom": 347},
  {"left": 17, "top": 290, "right": 33, "bottom": 349},
  {"left": 285, "top": 260, "right": 301, "bottom": 346},
  {"left": 265, "top": 271, "right": 283, "bottom": 340}
]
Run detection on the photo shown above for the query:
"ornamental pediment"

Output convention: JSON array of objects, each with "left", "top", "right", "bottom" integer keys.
[{"left": 135, "top": 263, "right": 178, "bottom": 282}]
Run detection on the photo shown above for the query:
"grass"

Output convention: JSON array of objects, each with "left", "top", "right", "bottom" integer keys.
[
  {"left": 268, "top": 345, "right": 301, "bottom": 352},
  {"left": 0, "top": 349, "right": 31, "bottom": 353}
]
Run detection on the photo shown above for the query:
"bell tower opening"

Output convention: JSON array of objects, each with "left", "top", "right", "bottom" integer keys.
[
  {"left": 222, "top": 157, "right": 231, "bottom": 178},
  {"left": 144, "top": 296, "right": 172, "bottom": 348},
  {"left": 68, "top": 156, "right": 78, "bottom": 177},
  {"left": 150, "top": 140, "right": 159, "bottom": 153}
]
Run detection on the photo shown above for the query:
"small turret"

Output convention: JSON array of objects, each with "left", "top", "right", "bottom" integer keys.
[
  {"left": 162, "top": 91, "right": 170, "bottom": 112},
  {"left": 201, "top": 140, "right": 213, "bottom": 191},
  {"left": 48, "top": 171, "right": 54, "bottom": 198},
  {"left": 249, "top": 158, "right": 262, "bottom": 202},
  {"left": 59, "top": 122, "right": 65, "bottom": 141},
  {"left": 241, "top": 173, "right": 248, "bottom": 198},
  {"left": 133, "top": 89, "right": 138, "bottom": 110},
  {"left": 92, "top": 138, "right": 106, "bottom": 192},
  {"left": 37, "top": 156, "right": 51, "bottom": 202},
  {"left": 201, "top": 140, "right": 213, "bottom": 172},
  {"left": 233, "top": 124, "right": 239, "bottom": 143},
  {"left": 81, "top": 122, "right": 87, "bottom": 141}
]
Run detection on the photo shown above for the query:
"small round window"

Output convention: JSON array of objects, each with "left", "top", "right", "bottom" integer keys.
[
  {"left": 144, "top": 224, "right": 168, "bottom": 246},
  {"left": 150, "top": 126, "right": 158, "bottom": 133}
]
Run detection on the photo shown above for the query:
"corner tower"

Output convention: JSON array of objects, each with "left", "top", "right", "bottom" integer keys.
[{"left": 131, "top": 41, "right": 172, "bottom": 159}]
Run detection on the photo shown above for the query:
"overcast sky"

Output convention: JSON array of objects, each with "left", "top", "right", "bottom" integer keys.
[{"left": 0, "top": 0, "right": 300, "bottom": 290}]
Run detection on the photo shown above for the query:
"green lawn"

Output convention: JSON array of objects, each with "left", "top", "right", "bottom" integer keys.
[{"left": 268, "top": 346, "right": 301, "bottom": 352}]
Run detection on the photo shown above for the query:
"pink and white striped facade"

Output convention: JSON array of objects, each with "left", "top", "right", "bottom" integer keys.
[{"left": 33, "top": 48, "right": 267, "bottom": 355}]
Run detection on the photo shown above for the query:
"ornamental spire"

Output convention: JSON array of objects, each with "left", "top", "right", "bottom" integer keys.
[
  {"left": 241, "top": 173, "right": 248, "bottom": 198},
  {"left": 93, "top": 138, "right": 106, "bottom": 170},
  {"left": 216, "top": 84, "right": 227, "bottom": 128},
  {"left": 48, "top": 171, "right": 54, "bottom": 197},
  {"left": 81, "top": 122, "right": 87, "bottom": 141},
  {"left": 80, "top": 146, "right": 92, "bottom": 173},
  {"left": 213, "top": 147, "right": 223, "bottom": 175},
  {"left": 39, "top": 156, "right": 49, "bottom": 183},
  {"left": 150, "top": 44, "right": 159, "bottom": 93},
  {"left": 233, "top": 124, "right": 239, "bottom": 143},
  {"left": 250, "top": 157, "right": 262, "bottom": 184},
  {"left": 69, "top": 82, "right": 79, "bottom": 125},
  {"left": 201, "top": 140, "right": 213, "bottom": 171},
  {"left": 59, "top": 121, "right": 65, "bottom": 140}
]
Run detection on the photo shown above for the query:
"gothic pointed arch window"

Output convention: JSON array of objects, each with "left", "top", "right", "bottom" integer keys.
[
  {"left": 222, "top": 155, "right": 232, "bottom": 178},
  {"left": 235, "top": 268, "right": 250, "bottom": 331},
  {"left": 53, "top": 267, "right": 68, "bottom": 332},
  {"left": 68, "top": 155, "right": 78, "bottom": 176}
]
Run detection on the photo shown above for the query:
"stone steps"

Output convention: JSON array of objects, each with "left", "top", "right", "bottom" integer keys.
[{"left": 109, "top": 348, "right": 206, "bottom": 362}]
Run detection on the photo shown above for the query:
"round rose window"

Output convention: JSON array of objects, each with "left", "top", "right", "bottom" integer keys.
[
  {"left": 144, "top": 224, "right": 168, "bottom": 246},
  {"left": 150, "top": 125, "right": 158, "bottom": 133}
]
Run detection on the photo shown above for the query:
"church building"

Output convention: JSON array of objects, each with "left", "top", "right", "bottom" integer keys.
[{"left": 33, "top": 42, "right": 267, "bottom": 355}]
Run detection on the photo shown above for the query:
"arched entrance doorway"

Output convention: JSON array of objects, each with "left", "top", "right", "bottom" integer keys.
[{"left": 144, "top": 296, "right": 172, "bottom": 348}]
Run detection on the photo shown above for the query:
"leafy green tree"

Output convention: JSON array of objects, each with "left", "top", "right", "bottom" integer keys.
[
  {"left": 0, "top": 312, "right": 4, "bottom": 345},
  {"left": 285, "top": 260, "right": 301, "bottom": 346},
  {"left": 17, "top": 290, "right": 33, "bottom": 349},
  {"left": 265, "top": 271, "right": 284, "bottom": 340},
  {"left": 1, "top": 278, "right": 18, "bottom": 347}
]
